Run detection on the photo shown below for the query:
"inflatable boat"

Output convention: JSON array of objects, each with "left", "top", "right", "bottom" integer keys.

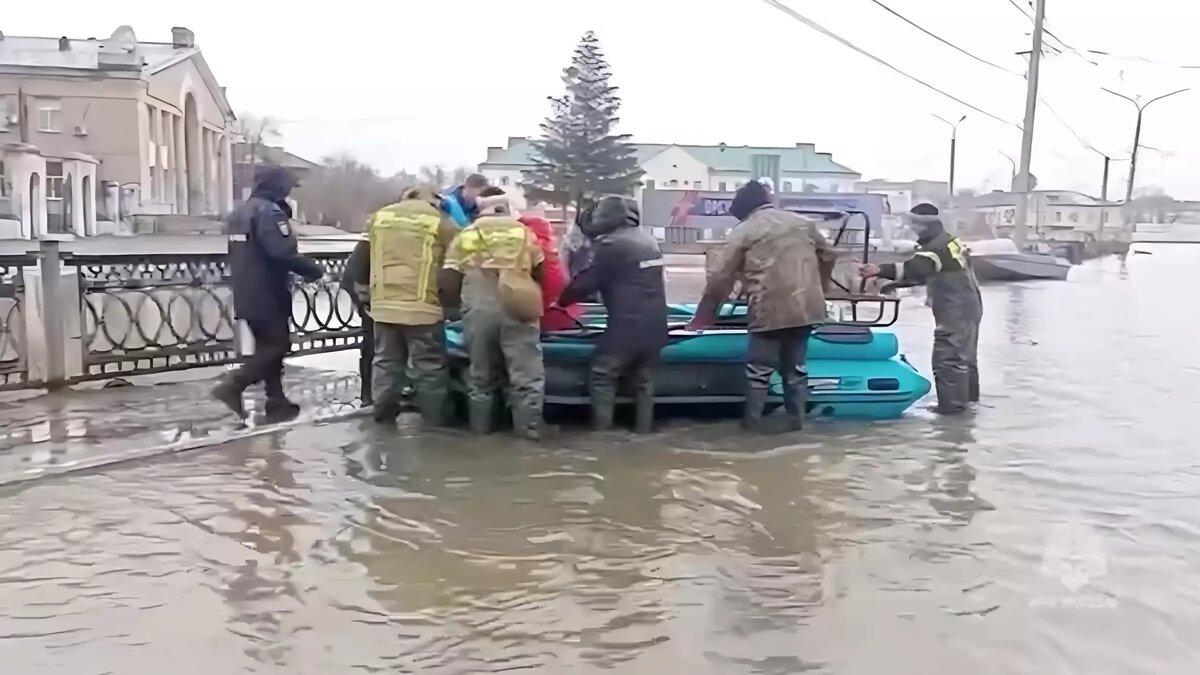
[
  {"left": 444, "top": 297, "right": 929, "bottom": 421},
  {"left": 443, "top": 208, "right": 930, "bottom": 422}
]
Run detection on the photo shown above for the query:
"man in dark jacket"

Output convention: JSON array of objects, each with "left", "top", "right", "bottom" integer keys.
[
  {"left": 688, "top": 180, "right": 837, "bottom": 433},
  {"left": 558, "top": 195, "right": 668, "bottom": 433},
  {"left": 860, "top": 203, "right": 983, "bottom": 414},
  {"left": 340, "top": 237, "right": 375, "bottom": 407},
  {"left": 212, "top": 166, "right": 324, "bottom": 420}
]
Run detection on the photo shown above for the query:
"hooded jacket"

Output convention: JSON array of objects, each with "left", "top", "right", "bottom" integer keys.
[
  {"left": 559, "top": 195, "right": 668, "bottom": 354},
  {"left": 519, "top": 214, "right": 581, "bottom": 331},
  {"left": 226, "top": 166, "right": 324, "bottom": 322},
  {"left": 697, "top": 204, "right": 838, "bottom": 332}
]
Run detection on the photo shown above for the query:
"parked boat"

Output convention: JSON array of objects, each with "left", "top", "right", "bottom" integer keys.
[
  {"left": 444, "top": 299, "right": 930, "bottom": 421},
  {"left": 964, "top": 238, "right": 1072, "bottom": 282}
]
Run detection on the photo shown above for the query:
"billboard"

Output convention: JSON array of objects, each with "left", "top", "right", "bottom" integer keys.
[{"left": 642, "top": 189, "right": 886, "bottom": 238}]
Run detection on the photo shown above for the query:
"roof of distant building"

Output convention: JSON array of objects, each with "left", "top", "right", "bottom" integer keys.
[
  {"left": 232, "top": 144, "right": 320, "bottom": 172},
  {"left": 0, "top": 26, "right": 232, "bottom": 119},
  {"left": 482, "top": 137, "right": 858, "bottom": 175}
]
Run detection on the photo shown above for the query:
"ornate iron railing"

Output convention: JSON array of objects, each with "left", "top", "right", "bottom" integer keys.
[
  {"left": 65, "top": 252, "right": 363, "bottom": 382},
  {"left": 0, "top": 255, "right": 33, "bottom": 391}
]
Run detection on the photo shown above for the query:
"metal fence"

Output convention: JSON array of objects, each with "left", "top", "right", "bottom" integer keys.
[
  {"left": 63, "top": 251, "right": 362, "bottom": 383},
  {"left": 0, "top": 255, "right": 34, "bottom": 391}
]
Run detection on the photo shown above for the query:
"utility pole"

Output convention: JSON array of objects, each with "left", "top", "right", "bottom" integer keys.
[
  {"left": 1012, "top": 0, "right": 1046, "bottom": 247},
  {"left": 932, "top": 114, "right": 966, "bottom": 230},
  {"left": 1100, "top": 154, "right": 1110, "bottom": 202},
  {"left": 1101, "top": 87, "right": 1190, "bottom": 203}
]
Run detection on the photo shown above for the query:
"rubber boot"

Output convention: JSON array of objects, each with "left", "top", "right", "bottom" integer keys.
[
  {"left": 742, "top": 388, "right": 770, "bottom": 433},
  {"left": 932, "top": 370, "right": 969, "bottom": 415},
  {"left": 210, "top": 379, "right": 246, "bottom": 419},
  {"left": 511, "top": 405, "right": 542, "bottom": 441},
  {"left": 415, "top": 390, "right": 450, "bottom": 428},
  {"left": 590, "top": 389, "right": 617, "bottom": 431},
  {"left": 967, "top": 367, "right": 980, "bottom": 403},
  {"left": 633, "top": 391, "right": 655, "bottom": 434},
  {"left": 782, "top": 376, "right": 807, "bottom": 432},
  {"left": 468, "top": 398, "right": 495, "bottom": 435},
  {"left": 264, "top": 397, "right": 301, "bottom": 423}
]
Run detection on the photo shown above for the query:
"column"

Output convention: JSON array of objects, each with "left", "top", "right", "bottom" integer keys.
[
  {"left": 219, "top": 134, "right": 233, "bottom": 213},
  {"left": 174, "top": 115, "right": 187, "bottom": 214}
]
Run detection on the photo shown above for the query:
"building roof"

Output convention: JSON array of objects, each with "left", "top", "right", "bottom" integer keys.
[
  {"left": 233, "top": 144, "right": 320, "bottom": 171},
  {"left": 0, "top": 27, "right": 234, "bottom": 120},
  {"left": 482, "top": 137, "right": 858, "bottom": 175}
]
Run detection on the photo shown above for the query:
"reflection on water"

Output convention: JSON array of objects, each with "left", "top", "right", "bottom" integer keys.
[{"left": 2, "top": 246, "right": 1200, "bottom": 673}]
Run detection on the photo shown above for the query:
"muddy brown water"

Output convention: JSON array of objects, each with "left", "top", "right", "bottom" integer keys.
[{"left": 2, "top": 246, "right": 1199, "bottom": 674}]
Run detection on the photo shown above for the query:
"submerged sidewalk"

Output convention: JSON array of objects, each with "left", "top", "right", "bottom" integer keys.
[{"left": 0, "top": 362, "right": 366, "bottom": 487}]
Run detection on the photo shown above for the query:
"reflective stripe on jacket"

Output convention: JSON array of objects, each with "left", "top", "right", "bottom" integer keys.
[{"left": 368, "top": 199, "right": 457, "bottom": 325}]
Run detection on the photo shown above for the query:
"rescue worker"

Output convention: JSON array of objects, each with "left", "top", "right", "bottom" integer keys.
[
  {"left": 439, "top": 194, "right": 547, "bottom": 439},
  {"left": 558, "top": 195, "right": 667, "bottom": 433},
  {"left": 340, "top": 236, "right": 375, "bottom": 406},
  {"left": 687, "top": 180, "right": 838, "bottom": 433},
  {"left": 212, "top": 165, "right": 324, "bottom": 420},
  {"left": 441, "top": 173, "right": 490, "bottom": 227},
  {"left": 859, "top": 203, "right": 983, "bottom": 414},
  {"left": 362, "top": 186, "right": 460, "bottom": 425}
]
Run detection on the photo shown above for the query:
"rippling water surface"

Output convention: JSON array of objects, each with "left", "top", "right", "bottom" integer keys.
[{"left": 3, "top": 246, "right": 1199, "bottom": 674}]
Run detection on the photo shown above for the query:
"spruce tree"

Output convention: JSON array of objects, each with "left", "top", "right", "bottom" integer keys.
[{"left": 522, "top": 31, "right": 643, "bottom": 210}]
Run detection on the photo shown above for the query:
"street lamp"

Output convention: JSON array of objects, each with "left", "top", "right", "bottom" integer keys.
[
  {"left": 1101, "top": 87, "right": 1189, "bottom": 202},
  {"left": 932, "top": 114, "right": 967, "bottom": 196},
  {"left": 999, "top": 151, "right": 1017, "bottom": 190}
]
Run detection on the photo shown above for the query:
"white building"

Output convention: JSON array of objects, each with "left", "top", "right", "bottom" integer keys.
[
  {"left": 959, "top": 190, "right": 1126, "bottom": 242},
  {"left": 0, "top": 25, "right": 235, "bottom": 240},
  {"left": 479, "top": 137, "right": 860, "bottom": 203}
]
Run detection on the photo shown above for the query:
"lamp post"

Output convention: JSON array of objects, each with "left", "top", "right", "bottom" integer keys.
[
  {"left": 1101, "top": 87, "right": 1189, "bottom": 202},
  {"left": 999, "top": 151, "right": 1017, "bottom": 190},
  {"left": 932, "top": 114, "right": 967, "bottom": 196}
]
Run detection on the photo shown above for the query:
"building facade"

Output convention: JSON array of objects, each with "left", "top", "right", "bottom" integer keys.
[
  {"left": 479, "top": 137, "right": 860, "bottom": 203},
  {"left": 958, "top": 190, "right": 1125, "bottom": 242},
  {"left": 0, "top": 26, "right": 235, "bottom": 239}
]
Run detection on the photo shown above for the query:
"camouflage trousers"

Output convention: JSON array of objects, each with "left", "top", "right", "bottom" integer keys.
[
  {"left": 931, "top": 313, "right": 981, "bottom": 412},
  {"left": 462, "top": 307, "right": 544, "bottom": 436},
  {"left": 372, "top": 321, "right": 448, "bottom": 423}
]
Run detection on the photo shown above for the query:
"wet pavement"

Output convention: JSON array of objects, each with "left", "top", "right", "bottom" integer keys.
[{"left": 2, "top": 246, "right": 1200, "bottom": 673}]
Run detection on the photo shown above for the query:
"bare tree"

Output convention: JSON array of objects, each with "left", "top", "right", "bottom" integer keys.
[
  {"left": 293, "top": 155, "right": 423, "bottom": 232},
  {"left": 233, "top": 113, "right": 282, "bottom": 176}
]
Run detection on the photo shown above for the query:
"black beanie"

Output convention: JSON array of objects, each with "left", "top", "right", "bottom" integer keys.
[
  {"left": 730, "top": 180, "right": 772, "bottom": 220},
  {"left": 910, "top": 202, "right": 939, "bottom": 216}
]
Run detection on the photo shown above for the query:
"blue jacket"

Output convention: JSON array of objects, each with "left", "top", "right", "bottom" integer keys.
[{"left": 440, "top": 186, "right": 473, "bottom": 227}]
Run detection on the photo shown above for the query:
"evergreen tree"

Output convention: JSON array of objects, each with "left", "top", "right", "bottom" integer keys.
[{"left": 522, "top": 31, "right": 643, "bottom": 210}]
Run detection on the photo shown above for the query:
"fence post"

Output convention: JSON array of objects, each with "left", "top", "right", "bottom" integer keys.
[{"left": 38, "top": 239, "right": 66, "bottom": 390}]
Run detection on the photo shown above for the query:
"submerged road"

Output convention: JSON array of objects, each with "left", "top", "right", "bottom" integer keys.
[{"left": 1, "top": 246, "right": 1198, "bottom": 674}]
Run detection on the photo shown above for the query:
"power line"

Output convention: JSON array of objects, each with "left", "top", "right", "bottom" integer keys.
[
  {"left": 758, "top": 0, "right": 1019, "bottom": 128},
  {"left": 861, "top": 0, "right": 1100, "bottom": 153},
  {"left": 1002, "top": 0, "right": 1097, "bottom": 65},
  {"left": 1087, "top": 49, "right": 1200, "bottom": 70},
  {"left": 863, "top": 0, "right": 1023, "bottom": 76}
]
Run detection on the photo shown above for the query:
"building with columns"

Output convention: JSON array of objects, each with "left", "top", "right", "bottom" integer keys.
[{"left": 0, "top": 25, "right": 235, "bottom": 239}]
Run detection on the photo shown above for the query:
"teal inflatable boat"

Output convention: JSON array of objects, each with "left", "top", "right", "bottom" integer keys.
[
  {"left": 444, "top": 207, "right": 930, "bottom": 422},
  {"left": 444, "top": 297, "right": 930, "bottom": 421}
]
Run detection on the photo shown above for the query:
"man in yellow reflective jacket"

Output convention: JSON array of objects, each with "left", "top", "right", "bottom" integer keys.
[
  {"left": 439, "top": 191, "right": 546, "bottom": 439},
  {"left": 365, "top": 186, "right": 460, "bottom": 424}
]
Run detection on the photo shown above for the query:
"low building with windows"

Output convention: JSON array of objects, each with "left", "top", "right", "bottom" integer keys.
[
  {"left": 0, "top": 25, "right": 235, "bottom": 239},
  {"left": 479, "top": 136, "right": 860, "bottom": 202},
  {"left": 957, "top": 190, "right": 1126, "bottom": 242}
]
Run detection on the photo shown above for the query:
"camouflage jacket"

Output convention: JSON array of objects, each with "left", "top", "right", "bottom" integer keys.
[{"left": 697, "top": 206, "right": 837, "bottom": 332}]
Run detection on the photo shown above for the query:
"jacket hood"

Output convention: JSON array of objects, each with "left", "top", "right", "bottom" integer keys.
[
  {"left": 580, "top": 195, "right": 640, "bottom": 238},
  {"left": 252, "top": 166, "right": 297, "bottom": 202},
  {"left": 519, "top": 215, "right": 553, "bottom": 239}
]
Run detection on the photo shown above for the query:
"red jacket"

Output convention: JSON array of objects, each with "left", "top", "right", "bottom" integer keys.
[{"left": 520, "top": 215, "right": 581, "bottom": 331}]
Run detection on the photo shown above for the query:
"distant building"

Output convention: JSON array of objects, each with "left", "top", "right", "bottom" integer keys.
[
  {"left": 478, "top": 137, "right": 861, "bottom": 204},
  {"left": 957, "top": 190, "right": 1125, "bottom": 242},
  {"left": 854, "top": 179, "right": 951, "bottom": 215},
  {"left": 0, "top": 25, "right": 235, "bottom": 240}
]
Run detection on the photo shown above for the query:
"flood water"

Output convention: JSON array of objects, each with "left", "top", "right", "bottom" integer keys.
[{"left": 2, "top": 245, "right": 1199, "bottom": 674}]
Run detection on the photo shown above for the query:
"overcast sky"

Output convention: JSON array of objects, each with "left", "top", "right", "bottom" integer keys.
[{"left": 9, "top": 0, "right": 1200, "bottom": 198}]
